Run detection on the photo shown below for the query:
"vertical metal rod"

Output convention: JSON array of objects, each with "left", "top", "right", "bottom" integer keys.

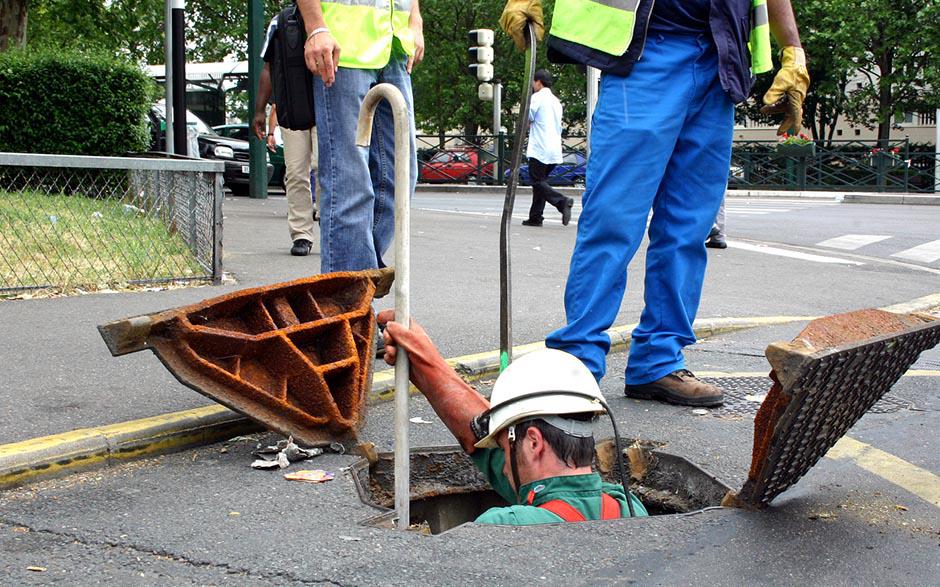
[
  {"left": 164, "top": 0, "right": 174, "bottom": 154},
  {"left": 356, "top": 84, "right": 412, "bottom": 531},
  {"left": 170, "top": 0, "right": 187, "bottom": 156},
  {"left": 935, "top": 107, "right": 939, "bottom": 193},
  {"left": 247, "top": 0, "right": 267, "bottom": 198},
  {"left": 499, "top": 23, "right": 537, "bottom": 371},
  {"left": 492, "top": 82, "right": 502, "bottom": 184},
  {"left": 586, "top": 66, "right": 599, "bottom": 159}
]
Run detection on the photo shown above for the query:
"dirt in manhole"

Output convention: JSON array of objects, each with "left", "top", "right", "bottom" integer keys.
[{"left": 352, "top": 440, "right": 732, "bottom": 534}]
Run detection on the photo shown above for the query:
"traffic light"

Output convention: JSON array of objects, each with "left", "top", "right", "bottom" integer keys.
[{"left": 468, "top": 28, "right": 494, "bottom": 82}]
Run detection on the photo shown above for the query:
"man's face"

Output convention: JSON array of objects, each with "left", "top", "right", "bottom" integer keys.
[{"left": 532, "top": 79, "right": 543, "bottom": 93}]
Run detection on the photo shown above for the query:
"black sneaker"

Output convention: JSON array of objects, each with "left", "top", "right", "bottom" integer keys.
[
  {"left": 290, "top": 239, "right": 313, "bottom": 256},
  {"left": 705, "top": 235, "right": 727, "bottom": 249},
  {"left": 561, "top": 198, "right": 574, "bottom": 226},
  {"left": 522, "top": 219, "right": 543, "bottom": 227}
]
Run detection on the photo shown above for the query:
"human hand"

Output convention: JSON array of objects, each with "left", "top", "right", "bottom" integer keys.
[
  {"left": 406, "top": 17, "right": 425, "bottom": 74},
  {"left": 252, "top": 111, "right": 267, "bottom": 142},
  {"left": 266, "top": 133, "right": 276, "bottom": 153},
  {"left": 304, "top": 30, "right": 341, "bottom": 87},
  {"left": 760, "top": 46, "right": 810, "bottom": 136},
  {"left": 499, "top": 0, "right": 544, "bottom": 52}
]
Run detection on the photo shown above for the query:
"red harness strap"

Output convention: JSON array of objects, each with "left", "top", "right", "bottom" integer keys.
[{"left": 538, "top": 494, "right": 622, "bottom": 522}]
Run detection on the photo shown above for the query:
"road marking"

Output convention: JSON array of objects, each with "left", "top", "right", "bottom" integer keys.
[
  {"left": 827, "top": 436, "right": 940, "bottom": 508},
  {"left": 728, "top": 240, "right": 864, "bottom": 265},
  {"left": 892, "top": 239, "right": 940, "bottom": 264},
  {"left": 816, "top": 234, "right": 892, "bottom": 250},
  {"left": 694, "top": 370, "right": 939, "bottom": 378}
]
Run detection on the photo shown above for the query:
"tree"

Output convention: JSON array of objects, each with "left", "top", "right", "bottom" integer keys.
[{"left": 0, "top": 0, "right": 29, "bottom": 50}]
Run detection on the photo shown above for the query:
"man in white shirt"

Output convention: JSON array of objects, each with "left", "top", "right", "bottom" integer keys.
[{"left": 522, "top": 69, "right": 574, "bottom": 227}]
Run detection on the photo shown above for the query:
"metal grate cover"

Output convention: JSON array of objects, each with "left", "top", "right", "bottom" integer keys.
[
  {"left": 728, "top": 309, "right": 940, "bottom": 508},
  {"left": 98, "top": 268, "right": 394, "bottom": 446}
]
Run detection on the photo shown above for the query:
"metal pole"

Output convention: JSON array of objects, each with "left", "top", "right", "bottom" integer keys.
[
  {"left": 170, "top": 0, "right": 187, "bottom": 156},
  {"left": 356, "top": 84, "right": 411, "bottom": 531},
  {"left": 492, "top": 82, "right": 502, "bottom": 183},
  {"left": 164, "top": 0, "right": 174, "bottom": 154},
  {"left": 247, "top": 0, "right": 267, "bottom": 198},
  {"left": 935, "top": 107, "right": 939, "bottom": 193},
  {"left": 586, "top": 66, "right": 599, "bottom": 158}
]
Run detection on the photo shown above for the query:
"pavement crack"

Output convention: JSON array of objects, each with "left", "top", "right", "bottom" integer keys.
[{"left": 0, "top": 518, "right": 343, "bottom": 585}]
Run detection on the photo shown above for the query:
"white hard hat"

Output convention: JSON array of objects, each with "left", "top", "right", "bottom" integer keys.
[{"left": 474, "top": 349, "right": 605, "bottom": 449}]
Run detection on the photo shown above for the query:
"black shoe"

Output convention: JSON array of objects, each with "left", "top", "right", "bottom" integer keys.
[
  {"left": 291, "top": 239, "right": 313, "bottom": 256},
  {"left": 705, "top": 235, "right": 727, "bottom": 249},
  {"left": 522, "top": 219, "right": 543, "bottom": 227},
  {"left": 561, "top": 198, "right": 574, "bottom": 226}
]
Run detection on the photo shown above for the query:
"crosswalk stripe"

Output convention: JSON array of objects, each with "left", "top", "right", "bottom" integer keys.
[
  {"left": 817, "top": 234, "right": 893, "bottom": 250},
  {"left": 891, "top": 240, "right": 940, "bottom": 264},
  {"left": 729, "top": 241, "right": 864, "bottom": 265}
]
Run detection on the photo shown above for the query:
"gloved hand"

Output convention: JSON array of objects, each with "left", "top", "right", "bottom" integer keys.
[
  {"left": 499, "top": 0, "right": 544, "bottom": 52},
  {"left": 760, "top": 46, "right": 810, "bottom": 136}
]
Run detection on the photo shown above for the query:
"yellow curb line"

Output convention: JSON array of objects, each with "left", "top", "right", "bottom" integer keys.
[{"left": 827, "top": 436, "right": 940, "bottom": 508}]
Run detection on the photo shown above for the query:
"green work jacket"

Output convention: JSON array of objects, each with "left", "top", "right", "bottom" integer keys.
[{"left": 471, "top": 448, "right": 648, "bottom": 525}]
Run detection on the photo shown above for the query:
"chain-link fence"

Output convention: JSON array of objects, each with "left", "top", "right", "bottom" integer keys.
[{"left": 0, "top": 153, "right": 224, "bottom": 294}]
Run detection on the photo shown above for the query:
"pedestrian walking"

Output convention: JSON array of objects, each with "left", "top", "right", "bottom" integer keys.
[
  {"left": 253, "top": 15, "right": 319, "bottom": 257},
  {"left": 706, "top": 194, "right": 727, "bottom": 249},
  {"left": 297, "top": 0, "right": 424, "bottom": 272},
  {"left": 500, "top": 0, "right": 809, "bottom": 406},
  {"left": 522, "top": 69, "right": 574, "bottom": 227}
]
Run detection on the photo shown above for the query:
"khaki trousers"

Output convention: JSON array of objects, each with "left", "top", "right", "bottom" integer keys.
[{"left": 280, "top": 126, "right": 320, "bottom": 242}]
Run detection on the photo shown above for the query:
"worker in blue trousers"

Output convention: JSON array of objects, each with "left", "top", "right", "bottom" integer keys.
[{"left": 500, "top": 0, "right": 809, "bottom": 406}]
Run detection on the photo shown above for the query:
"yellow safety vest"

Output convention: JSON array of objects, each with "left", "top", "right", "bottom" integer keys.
[
  {"left": 321, "top": 0, "right": 416, "bottom": 69},
  {"left": 550, "top": 0, "right": 773, "bottom": 74}
]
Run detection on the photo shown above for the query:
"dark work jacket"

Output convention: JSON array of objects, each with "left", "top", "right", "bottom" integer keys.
[{"left": 547, "top": 0, "right": 757, "bottom": 103}]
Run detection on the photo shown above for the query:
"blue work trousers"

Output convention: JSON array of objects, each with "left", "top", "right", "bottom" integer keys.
[
  {"left": 546, "top": 33, "right": 734, "bottom": 384},
  {"left": 313, "top": 47, "right": 417, "bottom": 272}
]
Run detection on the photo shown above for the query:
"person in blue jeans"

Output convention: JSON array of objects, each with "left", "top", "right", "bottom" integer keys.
[
  {"left": 500, "top": 0, "right": 808, "bottom": 406},
  {"left": 297, "top": 0, "right": 424, "bottom": 272}
]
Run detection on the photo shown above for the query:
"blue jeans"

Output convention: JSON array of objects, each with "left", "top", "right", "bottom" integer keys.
[
  {"left": 546, "top": 33, "right": 734, "bottom": 384},
  {"left": 313, "top": 48, "right": 417, "bottom": 272}
]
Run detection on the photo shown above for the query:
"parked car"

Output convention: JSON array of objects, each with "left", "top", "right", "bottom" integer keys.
[
  {"left": 419, "top": 148, "right": 494, "bottom": 183},
  {"left": 511, "top": 151, "right": 587, "bottom": 186},
  {"left": 148, "top": 103, "right": 272, "bottom": 196},
  {"left": 213, "top": 123, "right": 286, "bottom": 187}
]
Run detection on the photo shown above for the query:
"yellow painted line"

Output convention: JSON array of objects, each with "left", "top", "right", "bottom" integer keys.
[
  {"left": 827, "top": 436, "right": 940, "bottom": 508},
  {"left": 881, "top": 293, "right": 940, "bottom": 315}
]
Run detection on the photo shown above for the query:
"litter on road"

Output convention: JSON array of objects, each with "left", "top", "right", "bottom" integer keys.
[{"left": 284, "top": 470, "right": 334, "bottom": 483}]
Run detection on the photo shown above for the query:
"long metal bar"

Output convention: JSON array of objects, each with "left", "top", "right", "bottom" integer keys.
[
  {"left": 164, "top": 0, "right": 174, "bottom": 154},
  {"left": 356, "top": 84, "right": 412, "bottom": 531},
  {"left": 499, "top": 23, "right": 537, "bottom": 371},
  {"left": 247, "top": 0, "right": 267, "bottom": 199},
  {"left": 0, "top": 152, "right": 223, "bottom": 172},
  {"left": 170, "top": 0, "right": 188, "bottom": 156}
]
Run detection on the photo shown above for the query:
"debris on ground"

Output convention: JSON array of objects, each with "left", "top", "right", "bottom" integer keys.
[
  {"left": 284, "top": 469, "right": 335, "bottom": 483},
  {"left": 409, "top": 417, "right": 432, "bottom": 424},
  {"left": 692, "top": 408, "right": 709, "bottom": 416},
  {"left": 250, "top": 436, "right": 331, "bottom": 470},
  {"left": 26, "top": 566, "right": 46, "bottom": 572}
]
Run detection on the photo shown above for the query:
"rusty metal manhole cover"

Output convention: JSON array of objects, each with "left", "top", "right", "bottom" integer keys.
[
  {"left": 727, "top": 309, "right": 940, "bottom": 508},
  {"left": 704, "top": 377, "right": 916, "bottom": 416},
  {"left": 99, "top": 268, "right": 394, "bottom": 446}
]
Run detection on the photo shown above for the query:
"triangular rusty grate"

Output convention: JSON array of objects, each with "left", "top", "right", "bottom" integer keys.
[
  {"left": 98, "top": 268, "right": 394, "bottom": 447},
  {"left": 725, "top": 309, "right": 940, "bottom": 508}
]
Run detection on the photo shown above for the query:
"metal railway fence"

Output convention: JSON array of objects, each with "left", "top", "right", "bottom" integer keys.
[
  {"left": 0, "top": 153, "right": 224, "bottom": 294},
  {"left": 417, "top": 135, "right": 938, "bottom": 193}
]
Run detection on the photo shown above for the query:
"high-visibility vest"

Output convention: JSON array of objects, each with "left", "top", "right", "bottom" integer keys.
[
  {"left": 321, "top": 0, "right": 416, "bottom": 69},
  {"left": 538, "top": 493, "right": 622, "bottom": 522},
  {"left": 549, "top": 0, "right": 773, "bottom": 75}
]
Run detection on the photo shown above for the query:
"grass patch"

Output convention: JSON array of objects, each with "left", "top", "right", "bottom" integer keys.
[{"left": 1, "top": 189, "right": 207, "bottom": 292}]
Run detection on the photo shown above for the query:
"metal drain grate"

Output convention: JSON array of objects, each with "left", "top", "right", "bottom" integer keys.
[{"left": 704, "top": 377, "right": 915, "bottom": 416}]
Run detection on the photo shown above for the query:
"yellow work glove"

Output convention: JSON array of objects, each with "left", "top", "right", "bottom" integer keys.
[
  {"left": 760, "top": 46, "right": 810, "bottom": 136},
  {"left": 499, "top": 0, "right": 544, "bottom": 52}
]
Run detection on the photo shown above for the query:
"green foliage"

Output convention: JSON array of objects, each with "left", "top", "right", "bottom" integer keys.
[
  {"left": 412, "top": 0, "right": 585, "bottom": 136},
  {"left": 0, "top": 49, "right": 155, "bottom": 155}
]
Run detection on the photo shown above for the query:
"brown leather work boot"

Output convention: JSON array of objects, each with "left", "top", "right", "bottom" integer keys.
[{"left": 624, "top": 369, "right": 724, "bottom": 407}]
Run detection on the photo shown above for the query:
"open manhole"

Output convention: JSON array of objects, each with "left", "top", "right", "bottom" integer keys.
[{"left": 351, "top": 441, "right": 732, "bottom": 534}]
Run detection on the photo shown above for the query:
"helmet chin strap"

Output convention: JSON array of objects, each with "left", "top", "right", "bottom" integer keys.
[{"left": 507, "top": 424, "right": 524, "bottom": 504}]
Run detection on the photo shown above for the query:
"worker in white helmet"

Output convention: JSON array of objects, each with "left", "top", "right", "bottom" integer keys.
[{"left": 378, "top": 310, "right": 648, "bottom": 525}]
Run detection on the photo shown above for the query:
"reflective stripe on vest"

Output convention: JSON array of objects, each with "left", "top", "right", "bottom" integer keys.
[
  {"left": 749, "top": 0, "right": 773, "bottom": 74},
  {"left": 321, "top": 0, "right": 415, "bottom": 69},
  {"left": 538, "top": 494, "right": 622, "bottom": 522},
  {"left": 549, "top": 0, "right": 641, "bottom": 57},
  {"left": 550, "top": 0, "right": 773, "bottom": 74}
]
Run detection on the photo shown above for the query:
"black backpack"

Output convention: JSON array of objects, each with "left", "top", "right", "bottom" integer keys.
[{"left": 271, "top": 3, "right": 315, "bottom": 130}]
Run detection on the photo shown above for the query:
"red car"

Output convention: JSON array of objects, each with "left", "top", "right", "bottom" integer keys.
[{"left": 419, "top": 149, "right": 493, "bottom": 183}]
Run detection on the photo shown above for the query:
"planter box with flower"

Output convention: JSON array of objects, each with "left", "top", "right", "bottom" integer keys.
[{"left": 774, "top": 133, "right": 816, "bottom": 158}]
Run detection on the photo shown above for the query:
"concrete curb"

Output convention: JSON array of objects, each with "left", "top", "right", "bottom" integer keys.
[{"left": 3, "top": 295, "right": 938, "bottom": 490}]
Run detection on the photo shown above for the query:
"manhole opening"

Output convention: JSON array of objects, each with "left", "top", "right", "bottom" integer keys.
[{"left": 352, "top": 440, "right": 732, "bottom": 534}]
